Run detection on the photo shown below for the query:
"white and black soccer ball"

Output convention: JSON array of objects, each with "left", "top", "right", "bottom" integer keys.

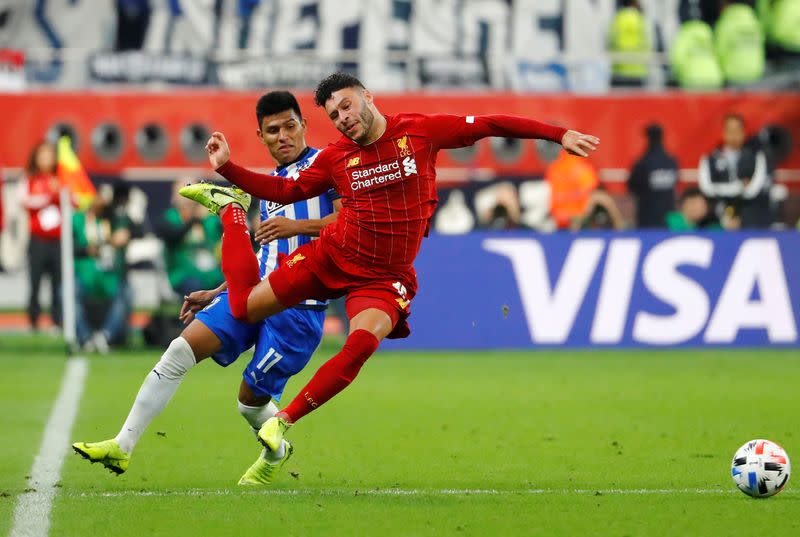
[{"left": 731, "top": 439, "right": 791, "bottom": 498}]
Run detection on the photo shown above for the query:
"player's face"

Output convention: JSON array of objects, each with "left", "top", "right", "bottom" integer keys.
[
  {"left": 722, "top": 117, "right": 745, "bottom": 150},
  {"left": 257, "top": 109, "right": 307, "bottom": 165},
  {"left": 325, "top": 87, "right": 375, "bottom": 144}
]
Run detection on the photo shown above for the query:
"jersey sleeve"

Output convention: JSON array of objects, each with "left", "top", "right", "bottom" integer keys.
[
  {"left": 216, "top": 150, "right": 334, "bottom": 204},
  {"left": 326, "top": 188, "right": 341, "bottom": 202},
  {"left": 420, "top": 113, "right": 567, "bottom": 150}
]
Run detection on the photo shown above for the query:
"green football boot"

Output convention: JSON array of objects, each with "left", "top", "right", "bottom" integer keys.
[
  {"left": 72, "top": 439, "right": 130, "bottom": 475},
  {"left": 178, "top": 183, "right": 251, "bottom": 215},
  {"left": 257, "top": 416, "right": 292, "bottom": 452},
  {"left": 238, "top": 442, "right": 294, "bottom": 486}
]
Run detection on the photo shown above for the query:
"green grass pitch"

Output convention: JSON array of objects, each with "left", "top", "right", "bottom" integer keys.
[{"left": 1, "top": 337, "right": 798, "bottom": 536}]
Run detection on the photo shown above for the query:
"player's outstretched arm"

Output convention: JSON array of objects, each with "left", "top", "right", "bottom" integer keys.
[
  {"left": 207, "top": 132, "right": 334, "bottom": 204},
  {"left": 422, "top": 114, "right": 599, "bottom": 157}
]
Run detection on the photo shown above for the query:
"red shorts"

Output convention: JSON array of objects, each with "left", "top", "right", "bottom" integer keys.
[{"left": 268, "top": 238, "right": 417, "bottom": 339}]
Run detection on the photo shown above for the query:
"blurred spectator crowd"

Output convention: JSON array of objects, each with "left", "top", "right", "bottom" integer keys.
[
  {"left": 3, "top": 0, "right": 799, "bottom": 91},
  {"left": 611, "top": 0, "right": 800, "bottom": 89},
  {"left": 1, "top": 141, "right": 227, "bottom": 351},
  {"left": 435, "top": 114, "right": 794, "bottom": 234}
]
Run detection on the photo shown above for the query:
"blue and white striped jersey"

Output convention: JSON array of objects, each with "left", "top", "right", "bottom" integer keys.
[{"left": 257, "top": 147, "right": 338, "bottom": 310}]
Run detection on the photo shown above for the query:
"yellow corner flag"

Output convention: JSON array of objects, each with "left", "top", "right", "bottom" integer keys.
[{"left": 57, "top": 135, "right": 96, "bottom": 210}]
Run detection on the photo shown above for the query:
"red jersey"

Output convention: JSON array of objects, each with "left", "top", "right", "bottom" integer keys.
[
  {"left": 218, "top": 113, "right": 565, "bottom": 273},
  {"left": 24, "top": 173, "right": 62, "bottom": 240}
]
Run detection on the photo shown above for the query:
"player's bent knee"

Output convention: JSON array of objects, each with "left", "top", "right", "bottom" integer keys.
[
  {"left": 153, "top": 337, "right": 197, "bottom": 381},
  {"left": 238, "top": 379, "right": 272, "bottom": 407}
]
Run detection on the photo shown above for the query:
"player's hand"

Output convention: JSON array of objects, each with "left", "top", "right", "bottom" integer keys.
[
  {"left": 179, "top": 289, "right": 218, "bottom": 324},
  {"left": 206, "top": 131, "right": 231, "bottom": 169},
  {"left": 255, "top": 216, "right": 300, "bottom": 244},
  {"left": 561, "top": 130, "right": 600, "bottom": 158}
]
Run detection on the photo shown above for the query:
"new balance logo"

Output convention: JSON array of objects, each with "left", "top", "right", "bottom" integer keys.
[{"left": 402, "top": 157, "right": 417, "bottom": 176}]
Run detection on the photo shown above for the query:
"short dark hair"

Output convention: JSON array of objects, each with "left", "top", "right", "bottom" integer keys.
[
  {"left": 679, "top": 186, "right": 705, "bottom": 205},
  {"left": 314, "top": 72, "right": 365, "bottom": 107},
  {"left": 256, "top": 91, "right": 302, "bottom": 128}
]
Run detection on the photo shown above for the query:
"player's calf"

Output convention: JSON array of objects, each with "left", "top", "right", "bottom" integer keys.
[{"left": 277, "top": 329, "right": 380, "bottom": 424}]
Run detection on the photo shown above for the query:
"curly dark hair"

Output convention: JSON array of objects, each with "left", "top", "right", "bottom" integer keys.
[{"left": 314, "top": 72, "right": 365, "bottom": 107}]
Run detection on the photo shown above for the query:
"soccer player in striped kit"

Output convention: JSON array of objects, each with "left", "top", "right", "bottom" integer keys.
[
  {"left": 73, "top": 91, "right": 341, "bottom": 485},
  {"left": 183, "top": 72, "right": 599, "bottom": 479}
]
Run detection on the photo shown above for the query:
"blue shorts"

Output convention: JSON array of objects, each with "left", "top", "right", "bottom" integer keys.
[{"left": 194, "top": 291, "right": 325, "bottom": 401}]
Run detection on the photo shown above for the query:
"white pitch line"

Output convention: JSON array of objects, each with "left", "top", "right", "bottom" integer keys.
[
  {"left": 9, "top": 357, "right": 88, "bottom": 537},
  {"left": 68, "top": 487, "right": 778, "bottom": 499}
]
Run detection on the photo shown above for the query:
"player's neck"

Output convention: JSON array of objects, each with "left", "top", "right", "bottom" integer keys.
[
  {"left": 275, "top": 145, "right": 310, "bottom": 169},
  {"left": 359, "top": 113, "right": 387, "bottom": 146}
]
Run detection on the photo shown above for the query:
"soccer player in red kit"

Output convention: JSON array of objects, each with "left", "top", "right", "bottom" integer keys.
[{"left": 181, "top": 72, "right": 599, "bottom": 475}]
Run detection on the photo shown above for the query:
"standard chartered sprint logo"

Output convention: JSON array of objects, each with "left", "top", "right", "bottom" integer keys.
[
  {"left": 350, "top": 157, "right": 417, "bottom": 191},
  {"left": 483, "top": 237, "right": 797, "bottom": 345}
]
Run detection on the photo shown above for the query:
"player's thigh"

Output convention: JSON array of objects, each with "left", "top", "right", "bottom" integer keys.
[
  {"left": 193, "top": 291, "right": 260, "bottom": 366},
  {"left": 243, "top": 309, "right": 325, "bottom": 402},
  {"left": 180, "top": 320, "right": 221, "bottom": 363},
  {"left": 348, "top": 307, "right": 394, "bottom": 340},
  {"left": 265, "top": 242, "right": 333, "bottom": 315},
  {"left": 245, "top": 279, "right": 288, "bottom": 323},
  {"left": 346, "top": 288, "right": 411, "bottom": 340}
]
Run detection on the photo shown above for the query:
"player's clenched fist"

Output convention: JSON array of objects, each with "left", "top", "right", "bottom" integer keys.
[
  {"left": 206, "top": 131, "right": 231, "bottom": 169},
  {"left": 561, "top": 130, "right": 600, "bottom": 158}
]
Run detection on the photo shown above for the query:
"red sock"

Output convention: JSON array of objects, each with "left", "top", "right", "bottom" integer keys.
[
  {"left": 220, "top": 205, "right": 260, "bottom": 320},
  {"left": 280, "top": 330, "right": 380, "bottom": 423}
]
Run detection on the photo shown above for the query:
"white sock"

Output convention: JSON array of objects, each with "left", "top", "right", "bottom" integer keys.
[
  {"left": 237, "top": 400, "right": 286, "bottom": 461},
  {"left": 114, "top": 337, "right": 196, "bottom": 453}
]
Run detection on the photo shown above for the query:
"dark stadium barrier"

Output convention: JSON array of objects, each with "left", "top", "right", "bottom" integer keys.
[
  {"left": 1, "top": 93, "right": 798, "bottom": 191},
  {"left": 135, "top": 123, "right": 169, "bottom": 162},
  {"left": 180, "top": 123, "right": 211, "bottom": 162},
  {"left": 381, "top": 231, "right": 800, "bottom": 350},
  {"left": 91, "top": 122, "right": 124, "bottom": 163}
]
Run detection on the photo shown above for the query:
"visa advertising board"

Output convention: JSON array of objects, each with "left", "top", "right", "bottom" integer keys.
[{"left": 384, "top": 232, "right": 800, "bottom": 349}]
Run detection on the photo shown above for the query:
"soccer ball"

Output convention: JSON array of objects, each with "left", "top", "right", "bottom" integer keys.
[{"left": 731, "top": 439, "right": 791, "bottom": 498}]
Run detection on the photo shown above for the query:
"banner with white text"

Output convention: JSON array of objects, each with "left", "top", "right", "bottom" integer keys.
[{"left": 383, "top": 232, "right": 800, "bottom": 349}]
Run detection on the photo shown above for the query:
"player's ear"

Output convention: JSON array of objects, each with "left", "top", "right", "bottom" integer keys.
[
  {"left": 362, "top": 89, "right": 373, "bottom": 105},
  {"left": 255, "top": 128, "right": 266, "bottom": 146}
]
